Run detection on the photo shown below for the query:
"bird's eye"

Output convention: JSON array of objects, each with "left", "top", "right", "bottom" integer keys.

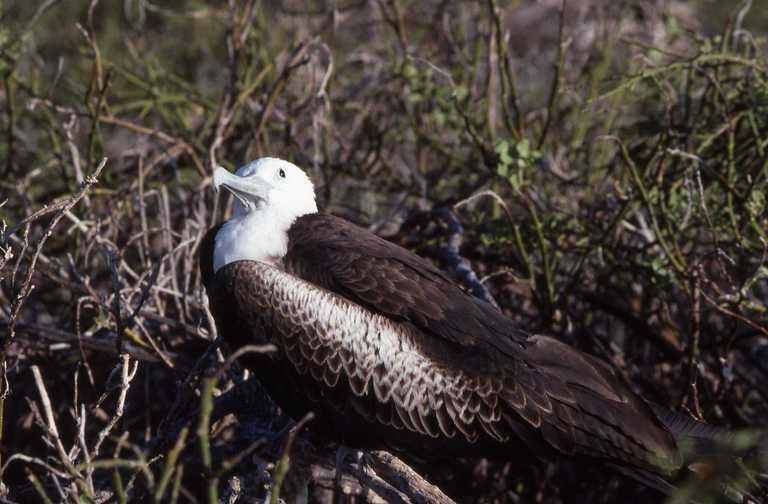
[{"left": 279, "top": 168, "right": 286, "bottom": 179}]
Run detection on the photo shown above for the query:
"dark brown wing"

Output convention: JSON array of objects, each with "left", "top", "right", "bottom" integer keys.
[
  {"left": 282, "top": 214, "right": 682, "bottom": 471},
  {"left": 285, "top": 213, "right": 527, "bottom": 357}
]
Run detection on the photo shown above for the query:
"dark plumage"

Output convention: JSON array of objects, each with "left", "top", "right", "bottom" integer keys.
[{"left": 201, "top": 212, "right": 690, "bottom": 493}]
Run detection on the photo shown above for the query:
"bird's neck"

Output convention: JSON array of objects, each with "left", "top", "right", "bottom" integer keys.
[{"left": 213, "top": 210, "right": 305, "bottom": 272}]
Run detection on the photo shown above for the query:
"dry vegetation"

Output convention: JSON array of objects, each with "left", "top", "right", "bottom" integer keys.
[{"left": 0, "top": 0, "right": 767, "bottom": 503}]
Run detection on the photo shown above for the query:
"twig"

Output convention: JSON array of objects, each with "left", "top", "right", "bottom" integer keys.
[
  {"left": 487, "top": 0, "right": 522, "bottom": 139},
  {"left": 98, "top": 115, "right": 205, "bottom": 177},
  {"left": 680, "top": 266, "right": 704, "bottom": 420},
  {"left": 93, "top": 354, "right": 139, "bottom": 456},
  {"left": 214, "top": 344, "right": 277, "bottom": 382},
  {"left": 197, "top": 376, "right": 218, "bottom": 504},
  {"left": 26, "top": 468, "right": 55, "bottom": 504},
  {"left": 252, "top": 41, "right": 312, "bottom": 147},
  {"left": 4, "top": 320, "right": 165, "bottom": 363},
  {"left": 104, "top": 247, "right": 126, "bottom": 354},
  {"left": 537, "top": 0, "right": 567, "bottom": 149},
  {"left": 368, "top": 451, "right": 456, "bottom": 504},
  {"left": 2, "top": 158, "right": 107, "bottom": 392},
  {"left": 270, "top": 412, "right": 314, "bottom": 504},
  {"left": 31, "top": 365, "right": 95, "bottom": 498},
  {"left": 154, "top": 427, "right": 189, "bottom": 503}
]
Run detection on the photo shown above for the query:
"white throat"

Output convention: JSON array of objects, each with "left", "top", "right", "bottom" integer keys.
[
  {"left": 213, "top": 207, "right": 316, "bottom": 272},
  {"left": 213, "top": 213, "right": 279, "bottom": 272}
]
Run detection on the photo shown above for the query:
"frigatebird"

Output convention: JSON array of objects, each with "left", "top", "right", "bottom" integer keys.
[{"left": 200, "top": 157, "right": 762, "bottom": 499}]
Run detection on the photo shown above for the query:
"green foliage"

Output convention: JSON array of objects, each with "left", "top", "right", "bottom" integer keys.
[{"left": 494, "top": 138, "right": 541, "bottom": 189}]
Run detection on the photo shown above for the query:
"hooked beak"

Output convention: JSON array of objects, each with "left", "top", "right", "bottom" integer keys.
[{"left": 213, "top": 166, "right": 270, "bottom": 210}]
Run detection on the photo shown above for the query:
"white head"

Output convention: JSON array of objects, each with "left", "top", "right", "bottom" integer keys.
[{"left": 212, "top": 157, "right": 317, "bottom": 272}]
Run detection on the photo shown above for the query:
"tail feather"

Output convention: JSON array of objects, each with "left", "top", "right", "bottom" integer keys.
[
  {"left": 650, "top": 405, "right": 730, "bottom": 461},
  {"left": 605, "top": 462, "right": 678, "bottom": 495},
  {"left": 651, "top": 404, "right": 768, "bottom": 503}
]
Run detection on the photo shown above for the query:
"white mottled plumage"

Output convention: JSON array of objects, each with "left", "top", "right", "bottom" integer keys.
[
  {"left": 238, "top": 259, "right": 504, "bottom": 442},
  {"left": 212, "top": 158, "right": 317, "bottom": 272}
]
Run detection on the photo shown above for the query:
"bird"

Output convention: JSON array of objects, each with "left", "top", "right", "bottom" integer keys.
[{"left": 199, "top": 157, "right": 759, "bottom": 499}]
